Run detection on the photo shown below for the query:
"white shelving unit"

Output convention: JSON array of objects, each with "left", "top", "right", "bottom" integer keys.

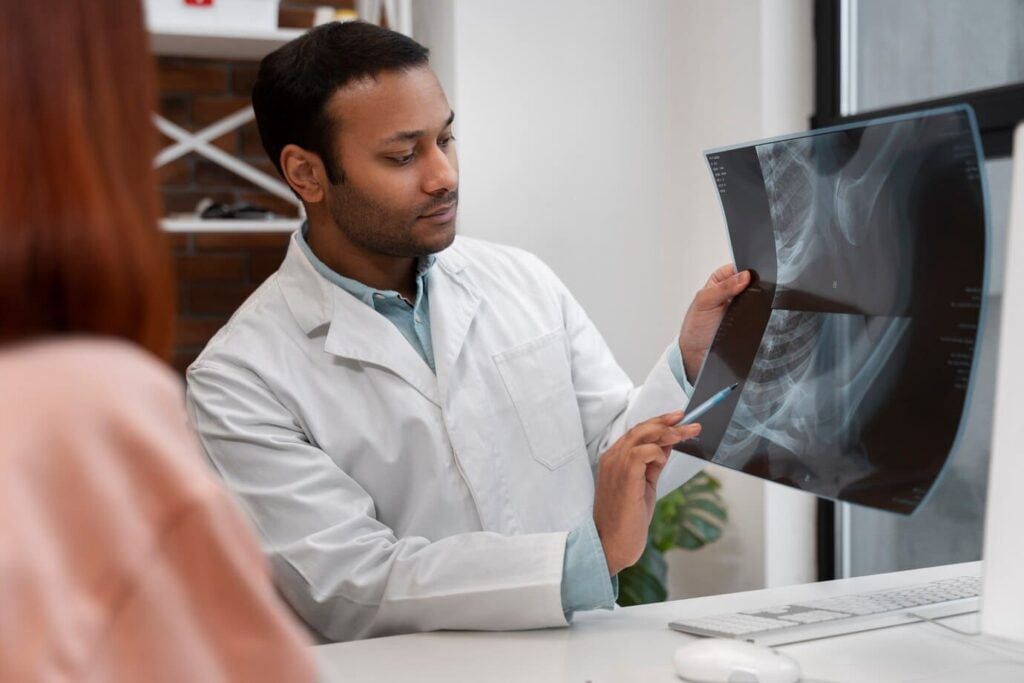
[
  {"left": 153, "top": 26, "right": 305, "bottom": 233},
  {"left": 150, "top": 27, "right": 305, "bottom": 61},
  {"left": 162, "top": 218, "right": 303, "bottom": 233},
  {"left": 150, "top": 1, "right": 412, "bottom": 233}
]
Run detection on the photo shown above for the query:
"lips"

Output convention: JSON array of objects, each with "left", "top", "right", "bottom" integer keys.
[
  {"left": 422, "top": 202, "right": 455, "bottom": 217},
  {"left": 419, "top": 202, "right": 457, "bottom": 223}
]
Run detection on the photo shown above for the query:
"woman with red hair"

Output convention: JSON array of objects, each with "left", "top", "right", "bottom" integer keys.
[{"left": 0, "top": 1, "right": 316, "bottom": 680}]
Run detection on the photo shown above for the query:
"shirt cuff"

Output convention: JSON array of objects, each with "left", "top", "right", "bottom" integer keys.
[
  {"left": 560, "top": 517, "right": 618, "bottom": 621},
  {"left": 667, "top": 343, "right": 695, "bottom": 397}
]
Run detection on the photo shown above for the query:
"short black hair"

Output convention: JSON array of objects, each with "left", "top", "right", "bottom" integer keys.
[{"left": 252, "top": 21, "right": 430, "bottom": 184}]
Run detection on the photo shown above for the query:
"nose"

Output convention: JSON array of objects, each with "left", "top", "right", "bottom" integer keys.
[{"left": 422, "top": 143, "right": 458, "bottom": 197}]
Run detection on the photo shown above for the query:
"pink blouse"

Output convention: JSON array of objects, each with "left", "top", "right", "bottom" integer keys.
[{"left": 0, "top": 339, "right": 316, "bottom": 682}]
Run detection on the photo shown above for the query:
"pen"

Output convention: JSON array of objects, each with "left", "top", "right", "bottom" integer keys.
[{"left": 676, "top": 383, "right": 739, "bottom": 425}]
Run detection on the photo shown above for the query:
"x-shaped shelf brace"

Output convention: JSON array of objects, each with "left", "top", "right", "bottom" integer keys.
[
  {"left": 154, "top": 106, "right": 303, "bottom": 231},
  {"left": 151, "top": 0, "right": 412, "bottom": 232}
]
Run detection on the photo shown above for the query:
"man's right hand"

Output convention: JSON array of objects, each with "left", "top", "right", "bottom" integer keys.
[{"left": 592, "top": 412, "right": 701, "bottom": 575}]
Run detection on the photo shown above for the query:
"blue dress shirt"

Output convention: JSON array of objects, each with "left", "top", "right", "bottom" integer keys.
[{"left": 297, "top": 226, "right": 692, "bottom": 619}]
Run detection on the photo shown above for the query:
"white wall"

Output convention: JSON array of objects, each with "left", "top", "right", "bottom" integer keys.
[
  {"left": 416, "top": 0, "right": 816, "bottom": 598},
  {"left": 449, "top": 1, "right": 747, "bottom": 380},
  {"left": 758, "top": 0, "right": 818, "bottom": 589},
  {"left": 412, "top": 0, "right": 456, "bottom": 102}
]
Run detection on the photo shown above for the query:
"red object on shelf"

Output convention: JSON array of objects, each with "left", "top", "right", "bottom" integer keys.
[{"left": 184, "top": 0, "right": 214, "bottom": 7}]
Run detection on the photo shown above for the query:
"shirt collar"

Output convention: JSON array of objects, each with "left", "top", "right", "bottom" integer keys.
[{"left": 297, "top": 222, "right": 437, "bottom": 306}]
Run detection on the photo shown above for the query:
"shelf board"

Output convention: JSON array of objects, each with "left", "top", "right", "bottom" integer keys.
[
  {"left": 149, "top": 27, "right": 305, "bottom": 60},
  {"left": 161, "top": 218, "right": 301, "bottom": 233}
]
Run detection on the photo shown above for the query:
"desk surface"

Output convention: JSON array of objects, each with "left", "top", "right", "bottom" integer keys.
[{"left": 314, "top": 561, "right": 1024, "bottom": 682}]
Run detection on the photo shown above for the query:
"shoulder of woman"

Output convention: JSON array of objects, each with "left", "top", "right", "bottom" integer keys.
[
  {"left": 0, "top": 337, "right": 214, "bottom": 500},
  {"left": 0, "top": 336, "right": 182, "bottom": 409}
]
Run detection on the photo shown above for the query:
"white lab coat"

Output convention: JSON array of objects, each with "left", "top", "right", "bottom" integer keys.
[{"left": 186, "top": 233, "right": 703, "bottom": 642}]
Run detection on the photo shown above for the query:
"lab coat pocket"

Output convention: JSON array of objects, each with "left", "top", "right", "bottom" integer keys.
[{"left": 493, "top": 330, "right": 587, "bottom": 470}]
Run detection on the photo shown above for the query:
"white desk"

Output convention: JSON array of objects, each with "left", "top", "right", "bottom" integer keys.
[{"left": 314, "top": 561, "right": 1024, "bottom": 682}]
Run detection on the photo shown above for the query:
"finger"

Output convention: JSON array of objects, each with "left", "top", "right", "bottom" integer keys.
[
  {"left": 658, "top": 410, "right": 686, "bottom": 425},
  {"left": 675, "top": 423, "right": 701, "bottom": 441},
  {"left": 655, "top": 431, "right": 684, "bottom": 447},
  {"left": 728, "top": 270, "right": 751, "bottom": 294},
  {"left": 706, "top": 263, "right": 737, "bottom": 286},
  {"left": 626, "top": 412, "right": 684, "bottom": 436},
  {"left": 646, "top": 459, "right": 667, "bottom": 486},
  {"left": 625, "top": 420, "right": 682, "bottom": 448},
  {"left": 656, "top": 424, "right": 699, "bottom": 447},
  {"left": 655, "top": 423, "right": 701, "bottom": 448},
  {"left": 644, "top": 450, "right": 671, "bottom": 486},
  {"left": 629, "top": 444, "right": 668, "bottom": 475},
  {"left": 696, "top": 270, "right": 750, "bottom": 309}
]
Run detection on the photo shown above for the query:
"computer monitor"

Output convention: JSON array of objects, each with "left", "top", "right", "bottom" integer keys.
[{"left": 981, "top": 121, "right": 1024, "bottom": 645}]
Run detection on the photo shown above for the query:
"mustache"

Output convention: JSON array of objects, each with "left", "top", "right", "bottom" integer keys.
[{"left": 418, "top": 190, "right": 459, "bottom": 215}]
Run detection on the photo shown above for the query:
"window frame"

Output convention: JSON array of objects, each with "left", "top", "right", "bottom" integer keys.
[
  {"left": 813, "top": 0, "right": 1024, "bottom": 580},
  {"left": 813, "top": 0, "right": 1024, "bottom": 159}
]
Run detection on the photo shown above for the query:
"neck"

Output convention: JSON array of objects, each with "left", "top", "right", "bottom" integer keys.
[{"left": 305, "top": 210, "right": 418, "bottom": 300}]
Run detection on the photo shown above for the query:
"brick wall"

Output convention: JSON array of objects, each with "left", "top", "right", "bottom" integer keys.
[{"left": 158, "top": 1, "right": 354, "bottom": 373}]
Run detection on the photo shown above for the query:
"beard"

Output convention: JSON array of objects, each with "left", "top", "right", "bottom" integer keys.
[{"left": 326, "top": 181, "right": 458, "bottom": 258}]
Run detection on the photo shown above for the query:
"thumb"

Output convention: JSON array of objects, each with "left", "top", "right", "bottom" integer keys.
[{"left": 703, "top": 270, "right": 750, "bottom": 307}]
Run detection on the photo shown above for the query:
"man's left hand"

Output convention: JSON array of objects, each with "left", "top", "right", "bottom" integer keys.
[{"left": 678, "top": 264, "right": 751, "bottom": 382}]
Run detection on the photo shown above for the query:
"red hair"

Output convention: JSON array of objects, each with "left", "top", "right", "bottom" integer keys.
[{"left": 0, "top": 0, "right": 175, "bottom": 358}]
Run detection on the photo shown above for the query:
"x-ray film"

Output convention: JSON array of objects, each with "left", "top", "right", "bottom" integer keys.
[{"left": 678, "top": 106, "right": 987, "bottom": 514}]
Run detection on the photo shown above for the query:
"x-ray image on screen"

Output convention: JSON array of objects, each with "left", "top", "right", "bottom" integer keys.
[{"left": 678, "top": 106, "right": 987, "bottom": 514}]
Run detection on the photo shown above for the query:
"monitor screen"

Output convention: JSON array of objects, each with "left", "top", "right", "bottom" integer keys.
[{"left": 678, "top": 105, "right": 987, "bottom": 514}]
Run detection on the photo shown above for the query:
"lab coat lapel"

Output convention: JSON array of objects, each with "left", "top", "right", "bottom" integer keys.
[
  {"left": 323, "top": 290, "right": 441, "bottom": 407},
  {"left": 277, "top": 232, "right": 440, "bottom": 406},
  {"left": 429, "top": 248, "right": 481, "bottom": 406}
]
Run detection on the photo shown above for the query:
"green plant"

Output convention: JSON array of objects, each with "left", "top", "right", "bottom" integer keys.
[{"left": 617, "top": 471, "right": 727, "bottom": 606}]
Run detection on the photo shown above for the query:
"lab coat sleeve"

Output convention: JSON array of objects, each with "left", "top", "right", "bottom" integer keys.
[
  {"left": 186, "top": 361, "right": 569, "bottom": 642},
  {"left": 532, "top": 256, "right": 706, "bottom": 496}
]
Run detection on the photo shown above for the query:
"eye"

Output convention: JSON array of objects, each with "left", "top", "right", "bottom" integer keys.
[
  {"left": 389, "top": 152, "right": 415, "bottom": 166},
  {"left": 439, "top": 134, "right": 456, "bottom": 148}
]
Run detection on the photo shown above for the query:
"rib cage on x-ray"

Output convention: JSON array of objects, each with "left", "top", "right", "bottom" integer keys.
[
  {"left": 763, "top": 123, "right": 914, "bottom": 292},
  {"left": 717, "top": 312, "right": 910, "bottom": 495},
  {"left": 713, "top": 134, "right": 913, "bottom": 494}
]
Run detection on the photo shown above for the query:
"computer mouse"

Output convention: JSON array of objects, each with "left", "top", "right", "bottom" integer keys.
[{"left": 673, "top": 638, "right": 801, "bottom": 683}]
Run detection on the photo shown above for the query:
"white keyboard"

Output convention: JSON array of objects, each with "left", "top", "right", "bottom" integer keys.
[{"left": 669, "top": 575, "right": 980, "bottom": 646}]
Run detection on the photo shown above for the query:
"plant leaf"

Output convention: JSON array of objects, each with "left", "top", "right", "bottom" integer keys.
[{"left": 686, "top": 497, "right": 728, "bottom": 522}]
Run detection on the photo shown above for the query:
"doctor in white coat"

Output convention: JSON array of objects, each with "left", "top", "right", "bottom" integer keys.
[{"left": 186, "top": 22, "right": 750, "bottom": 642}]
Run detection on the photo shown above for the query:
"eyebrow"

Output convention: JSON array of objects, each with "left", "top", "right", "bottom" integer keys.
[{"left": 380, "top": 111, "right": 455, "bottom": 146}]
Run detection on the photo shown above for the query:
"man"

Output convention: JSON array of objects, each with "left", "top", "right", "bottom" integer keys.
[{"left": 186, "top": 21, "right": 749, "bottom": 642}]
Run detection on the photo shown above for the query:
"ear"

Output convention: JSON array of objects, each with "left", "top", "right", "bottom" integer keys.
[{"left": 280, "top": 144, "right": 328, "bottom": 204}]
